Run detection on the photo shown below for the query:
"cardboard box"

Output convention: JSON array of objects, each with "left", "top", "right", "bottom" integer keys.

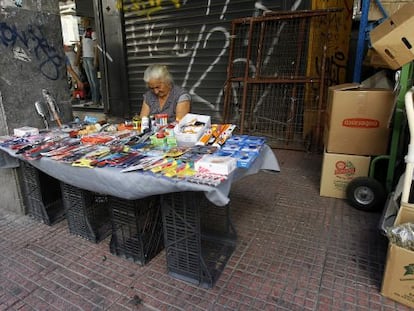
[
  {"left": 363, "top": 48, "right": 392, "bottom": 69},
  {"left": 381, "top": 204, "right": 414, "bottom": 308},
  {"left": 325, "top": 83, "right": 395, "bottom": 156},
  {"left": 368, "top": 1, "right": 410, "bottom": 21},
  {"left": 13, "top": 126, "right": 39, "bottom": 137},
  {"left": 320, "top": 151, "right": 370, "bottom": 199},
  {"left": 174, "top": 113, "right": 211, "bottom": 147},
  {"left": 195, "top": 154, "right": 237, "bottom": 175},
  {"left": 370, "top": 3, "right": 414, "bottom": 69}
]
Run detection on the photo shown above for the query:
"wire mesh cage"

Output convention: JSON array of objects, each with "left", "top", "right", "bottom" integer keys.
[{"left": 224, "top": 9, "right": 342, "bottom": 151}]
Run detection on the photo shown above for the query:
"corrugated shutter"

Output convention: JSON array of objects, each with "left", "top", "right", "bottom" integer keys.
[{"left": 121, "top": 0, "right": 310, "bottom": 122}]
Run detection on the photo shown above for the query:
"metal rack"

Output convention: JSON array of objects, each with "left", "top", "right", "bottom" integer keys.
[
  {"left": 222, "top": 9, "right": 341, "bottom": 151},
  {"left": 352, "top": 0, "right": 388, "bottom": 83}
]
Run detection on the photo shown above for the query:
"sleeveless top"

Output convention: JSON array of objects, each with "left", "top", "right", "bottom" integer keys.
[{"left": 143, "top": 85, "right": 191, "bottom": 122}]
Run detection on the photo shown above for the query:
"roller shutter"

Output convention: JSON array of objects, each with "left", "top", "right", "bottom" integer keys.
[{"left": 121, "top": 0, "right": 310, "bottom": 122}]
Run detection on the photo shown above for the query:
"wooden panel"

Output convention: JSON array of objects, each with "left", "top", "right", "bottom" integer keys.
[
  {"left": 310, "top": 0, "right": 354, "bottom": 86},
  {"left": 302, "top": 0, "right": 353, "bottom": 142}
]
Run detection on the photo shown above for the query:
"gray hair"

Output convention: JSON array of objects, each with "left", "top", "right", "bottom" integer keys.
[{"left": 143, "top": 64, "right": 173, "bottom": 85}]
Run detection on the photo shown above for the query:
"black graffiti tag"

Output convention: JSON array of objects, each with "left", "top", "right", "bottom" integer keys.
[{"left": 0, "top": 22, "right": 63, "bottom": 80}]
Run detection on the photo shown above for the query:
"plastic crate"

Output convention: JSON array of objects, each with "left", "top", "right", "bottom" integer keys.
[
  {"left": 108, "top": 195, "right": 164, "bottom": 265},
  {"left": 20, "top": 161, "right": 65, "bottom": 226},
  {"left": 60, "top": 183, "right": 111, "bottom": 243},
  {"left": 161, "top": 191, "right": 236, "bottom": 288}
]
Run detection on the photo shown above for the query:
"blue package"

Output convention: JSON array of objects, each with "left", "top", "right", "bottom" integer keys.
[
  {"left": 240, "top": 143, "right": 262, "bottom": 154},
  {"left": 226, "top": 135, "right": 248, "bottom": 144},
  {"left": 84, "top": 116, "right": 98, "bottom": 124},
  {"left": 232, "top": 151, "right": 258, "bottom": 168},
  {"left": 221, "top": 143, "right": 241, "bottom": 152},
  {"left": 244, "top": 136, "right": 265, "bottom": 146}
]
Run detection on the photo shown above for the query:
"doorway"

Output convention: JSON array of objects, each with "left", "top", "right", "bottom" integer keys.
[{"left": 59, "top": 0, "right": 104, "bottom": 112}]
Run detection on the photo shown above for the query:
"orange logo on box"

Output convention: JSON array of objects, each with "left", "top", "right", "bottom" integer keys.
[
  {"left": 335, "top": 160, "right": 355, "bottom": 178},
  {"left": 342, "top": 118, "right": 379, "bottom": 128}
]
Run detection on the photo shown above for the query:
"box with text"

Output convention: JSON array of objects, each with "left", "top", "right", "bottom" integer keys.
[
  {"left": 320, "top": 151, "right": 370, "bottom": 199},
  {"left": 371, "top": 3, "right": 414, "bottom": 69},
  {"left": 325, "top": 83, "right": 395, "bottom": 156}
]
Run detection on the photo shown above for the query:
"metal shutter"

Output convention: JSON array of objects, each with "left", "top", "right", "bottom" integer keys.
[{"left": 121, "top": 0, "right": 310, "bottom": 122}]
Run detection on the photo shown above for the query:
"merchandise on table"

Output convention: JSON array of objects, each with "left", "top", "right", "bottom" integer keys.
[
  {"left": 212, "top": 124, "right": 236, "bottom": 148},
  {"left": 3, "top": 113, "right": 268, "bottom": 187},
  {"left": 195, "top": 154, "right": 237, "bottom": 175},
  {"left": 13, "top": 126, "right": 39, "bottom": 137},
  {"left": 174, "top": 113, "right": 211, "bottom": 147}
]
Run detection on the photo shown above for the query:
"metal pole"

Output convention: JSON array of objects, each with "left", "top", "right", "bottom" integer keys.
[{"left": 352, "top": 0, "right": 370, "bottom": 83}]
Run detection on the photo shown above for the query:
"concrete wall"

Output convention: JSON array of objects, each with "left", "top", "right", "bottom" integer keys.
[
  {"left": 0, "top": 93, "right": 22, "bottom": 213},
  {"left": 0, "top": 0, "right": 69, "bottom": 214}
]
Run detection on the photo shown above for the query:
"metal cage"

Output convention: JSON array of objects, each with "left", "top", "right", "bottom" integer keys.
[{"left": 223, "top": 9, "right": 342, "bottom": 151}]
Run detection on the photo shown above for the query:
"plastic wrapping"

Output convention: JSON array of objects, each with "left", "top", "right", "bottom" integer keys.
[{"left": 386, "top": 222, "right": 414, "bottom": 250}]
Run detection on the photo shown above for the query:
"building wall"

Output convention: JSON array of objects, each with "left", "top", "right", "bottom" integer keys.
[{"left": 0, "top": 0, "right": 69, "bottom": 214}]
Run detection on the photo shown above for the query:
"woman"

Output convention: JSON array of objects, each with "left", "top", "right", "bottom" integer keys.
[{"left": 140, "top": 64, "right": 191, "bottom": 122}]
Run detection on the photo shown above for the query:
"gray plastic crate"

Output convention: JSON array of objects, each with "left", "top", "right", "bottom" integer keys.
[
  {"left": 161, "top": 191, "right": 236, "bottom": 288},
  {"left": 61, "top": 182, "right": 111, "bottom": 243},
  {"left": 108, "top": 195, "right": 164, "bottom": 265},
  {"left": 20, "top": 161, "right": 65, "bottom": 226}
]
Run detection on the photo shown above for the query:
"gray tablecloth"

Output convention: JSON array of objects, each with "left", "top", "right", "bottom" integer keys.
[{"left": 0, "top": 145, "right": 279, "bottom": 206}]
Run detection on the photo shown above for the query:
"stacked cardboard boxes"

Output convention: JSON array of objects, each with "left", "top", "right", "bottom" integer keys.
[
  {"left": 369, "top": 5, "right": 414, "bottom": 307},
  {"left": 320, "top": 83, "right": 395, "bottom": 199}
]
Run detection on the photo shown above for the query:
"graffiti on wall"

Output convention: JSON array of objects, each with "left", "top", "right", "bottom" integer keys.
[
  {"left": 312, "top": 0, "right": 353, "bottom": 87},
  {"left": 0, "top": 22, "right": 63, "bottom": 80},
  {"left": 128, "top": 0, "right": 316, "bottom": 111},
  {"left": 116, "top": 0, "right": 182, "bottom": 18}
]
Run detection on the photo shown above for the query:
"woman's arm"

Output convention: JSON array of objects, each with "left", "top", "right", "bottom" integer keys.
[
  {"left": 140, "top": 101, "right": 151, "bottom": 118},
  {"left": 175, "top": 100, "right": 191, "bottom": 121}
]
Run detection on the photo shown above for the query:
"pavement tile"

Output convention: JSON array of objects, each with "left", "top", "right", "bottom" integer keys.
[{"left": 0, "top": 149, "right": 412, "bottom": 310}]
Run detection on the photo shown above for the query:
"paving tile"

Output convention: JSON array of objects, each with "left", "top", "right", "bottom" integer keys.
[{"left": 0, "top": 149, "right": 412, "bottom": 310}]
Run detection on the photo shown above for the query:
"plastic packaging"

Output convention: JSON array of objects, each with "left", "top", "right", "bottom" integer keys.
[
  {"left": 141, "top": 116, "right": 149, "bottom": 133},
  {"left": 386, "top": 222, "right": 414, "bottom": 250}
]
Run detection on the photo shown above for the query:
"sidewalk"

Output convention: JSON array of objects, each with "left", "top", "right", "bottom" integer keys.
[{"left": 0, "top": 149, "right": 410, "bottom": 310}]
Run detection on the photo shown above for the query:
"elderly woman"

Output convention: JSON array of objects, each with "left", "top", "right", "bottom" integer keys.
[{"left": 140, "top": 64, "right": 191, "bottom": 122}]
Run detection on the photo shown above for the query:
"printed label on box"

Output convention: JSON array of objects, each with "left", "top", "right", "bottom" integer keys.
[{"left": 320, "top": 151, "right": 370, "bottom": 199}]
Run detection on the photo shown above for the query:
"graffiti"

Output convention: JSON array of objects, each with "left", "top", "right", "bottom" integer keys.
[
  {"left": 130, "top": 0, "right": 349, "bottom": 128},
  {"left": 188, "top": 26, "right": 230, "bottom": 109},
  {"left": 315, "top": 52, "right": 347, "bottom": 87},
  {"left": 0, "top": 22, "right": 63, "bottom": 80},
  {"left": 172, "top": 28, "right": 191, "bottom": 57},
  {"left": 116, "top": 0, "right": 181, "bottom": 18},
  {"left": 133, "top": 0, "right": 235, "bottom": 109}
]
